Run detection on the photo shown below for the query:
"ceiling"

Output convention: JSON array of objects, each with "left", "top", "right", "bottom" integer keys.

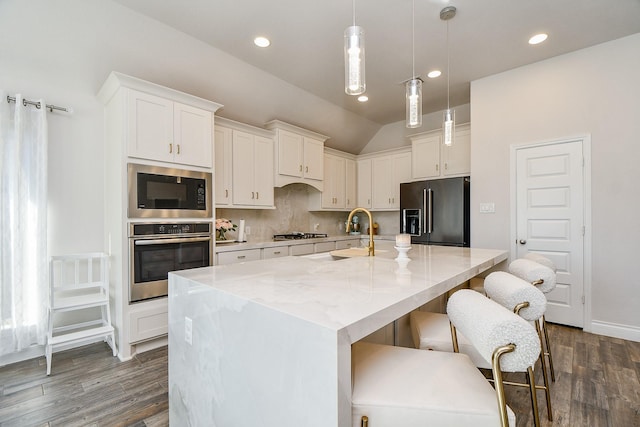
[{"left": 112, "top": 0, "right": 640, "bottom": 133}]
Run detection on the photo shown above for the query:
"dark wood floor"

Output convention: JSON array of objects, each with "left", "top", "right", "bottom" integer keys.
[{"left": 1, "top": 324, "right": 638, "bottom": 426}]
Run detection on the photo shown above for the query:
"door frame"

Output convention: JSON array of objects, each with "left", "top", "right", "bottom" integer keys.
[{"left": 509, "top": 135, "right": 592, "bottom": 331}]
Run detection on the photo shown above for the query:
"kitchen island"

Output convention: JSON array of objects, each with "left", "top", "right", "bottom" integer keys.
[{"left": 168, "top": 241, "right": 507, "bottom": 426}]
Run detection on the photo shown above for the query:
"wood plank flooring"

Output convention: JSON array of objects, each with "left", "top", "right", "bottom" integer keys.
[{"left": 1, "top": 323, "right": 638, "bottom": 426}]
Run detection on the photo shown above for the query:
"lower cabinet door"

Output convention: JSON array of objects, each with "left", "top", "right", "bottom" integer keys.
[
  {"left": 129, "top": 302, "right": 168, "bottom": 343},
  {"left": 217, "top": 249, "right": 261, "bottom": 265}
]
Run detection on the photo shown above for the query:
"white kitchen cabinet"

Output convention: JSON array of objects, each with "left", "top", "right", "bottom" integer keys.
[
  {"left": 314, "top": 241, "right": 336, "bottom": 253},
  {"left": 410, "top": 123, "right": 470, "bottom": 179},
  {"left": 345, "top": 158, "right": 357, "bottom": 210},
  {"left": 309, "top": 149, "right": 357, "bottom": 211},
  {"left": 411, "top": 134, "right": 441, "bottom": 180},
  {"left": 217, "top": 248, "right": 262, "bottom": 265},
  {"left": 370, "top": 150, "right": 412, "bottom": 210},
  {"left": 263, "top": 247, "right": 289, "bottom": 259},
  {"left": 214, "top": 125, "right": 233, "bottom": 206},
  {"left": 442, "top": 125, "right": 470, "bottom": 176},
  {"left": 335, "top": 239, "right": 360, "bottom": 250},
  {"left": 266, "top": 120, "right": 329, "bottom": 191},
  {"left": 232, "top": 131, "right": 274, "bottom": 207},
  {"left": 128, "top": 301, "right": 168, "bottom": 344},
  {"left": 290, "top": 244, "right": 315, "bottom": 256},
  {"left": 128, "top": 89, "right": 213, "bottom": 168},
  {"left": 324, "top": 153, "right": 346, "bottom": 208},
  {"left": 357, "top": 158, "right": 372, "bottom": 208}
]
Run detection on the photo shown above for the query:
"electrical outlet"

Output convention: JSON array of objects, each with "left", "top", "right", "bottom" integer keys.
[
  {"left": 480, "top": 202, "right": 495, "bottom": 213},
  {"left": 185, "top": 316, "right": 193, "bottom": 345},
  {"left": 245, "top": 226, "right": 251, "bottom": 235}
]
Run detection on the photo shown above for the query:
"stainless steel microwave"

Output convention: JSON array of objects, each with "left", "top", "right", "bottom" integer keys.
[{"left": 128, "top": 163, "right": 212, "bottom": 218}]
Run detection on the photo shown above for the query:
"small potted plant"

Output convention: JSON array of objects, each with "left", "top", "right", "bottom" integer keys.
[{"left": 215, "top": 218, "right": 237, "bottom": 241}]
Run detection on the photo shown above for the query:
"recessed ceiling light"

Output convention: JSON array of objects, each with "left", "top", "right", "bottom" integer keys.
[
  {"left": 254, "top": 36, "right": 271, "bottom": 48},
  {"left": 528, "top": 33, "right": 548, "bottom": 45},
  {"left": 427, "top": 70, "right": 442, "bottom": 78},
  {"left": 357, "top": 95, "right": 368, "bottom": 102}
]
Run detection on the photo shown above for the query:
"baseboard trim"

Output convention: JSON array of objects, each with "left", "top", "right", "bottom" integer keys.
[{"left": 590, "top": 320, "right": 640, "bottom": 342}]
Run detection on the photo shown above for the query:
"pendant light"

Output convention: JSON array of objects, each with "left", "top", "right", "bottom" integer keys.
[
  {"left": 406, "top": 0, "right": 422, "bottom": 128},
  {"left": 344, "top": 0, "right": 365, "bottom": 95},
  {"left": 441, "top": 6, "right": 456, "bottom": 145}
]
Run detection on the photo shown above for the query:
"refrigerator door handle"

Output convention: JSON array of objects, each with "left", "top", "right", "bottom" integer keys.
[{"left": 427, "top": 188, "right": 433, "bottom": 233}]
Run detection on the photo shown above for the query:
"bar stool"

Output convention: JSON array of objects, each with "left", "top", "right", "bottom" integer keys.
[
  {"left": 410, "top": 272, "right": 552, "bottom": 426},
  {"left": 353, "top": 289, "right": 541, "bottom": 427},
  {"left": 509, "top": 256, "right": 557, "bottom": 382}
]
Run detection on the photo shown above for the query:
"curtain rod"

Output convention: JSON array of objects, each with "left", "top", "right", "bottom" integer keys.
[{"left": 6, "top": 95, "right": 73, "bottom": 114}]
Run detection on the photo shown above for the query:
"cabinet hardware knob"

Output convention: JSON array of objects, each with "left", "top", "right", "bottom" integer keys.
[
  {"left": 177, "top": 144, "right": 180, "bottom": 155},
  {"left": 225, "top": 189, "right": 228, "bottom": 198},
  {"left": 519, "top": 239, "right": 527, "bottom": 245},
  {"left": 169, "top": 143, "right": 173, "bottom": 154},
  {"left": 299, "top": 165, "right": 303, "bottom": 172}
]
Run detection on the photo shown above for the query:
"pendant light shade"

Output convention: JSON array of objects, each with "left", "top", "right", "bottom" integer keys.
[
  {"left": 441, "top": 6, "right": 457, "bottom": 145},
  {"left": 443, "top": 108, "right": 455, "bottom": 146},
  {"left": 406, "top": 0, "right": 422, "bottom": 128},
  {"left": 344, "top": 25, "right": 365, "bottom": 95},
  {"left": 406, "top": 78, "right": 423, "bottom": 128}
]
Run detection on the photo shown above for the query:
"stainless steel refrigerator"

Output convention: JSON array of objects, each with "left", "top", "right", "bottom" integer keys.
[{"left": 399, "top": 176, "right": 470, "bottom": 247}]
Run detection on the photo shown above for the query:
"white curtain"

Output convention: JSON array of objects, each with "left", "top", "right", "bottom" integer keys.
[{"left": 0, "top": 92, "right": 48, "bottom": 356}]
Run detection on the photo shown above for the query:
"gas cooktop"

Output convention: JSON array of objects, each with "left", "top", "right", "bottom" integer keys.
[{"left": 273, "top": 232, "right": 328, "bottom": 241}]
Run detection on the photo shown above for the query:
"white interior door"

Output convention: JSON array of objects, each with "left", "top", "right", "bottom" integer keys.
[{"left": 515, "top": 140, "right": 585, "bottom": 327}]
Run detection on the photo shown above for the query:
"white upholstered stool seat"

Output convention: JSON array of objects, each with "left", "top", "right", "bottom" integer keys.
[
  {"left": 410, "top": 310, "right": 490, "bottom": 369},
  {"left": 352, "top": 341, "right": 516, "bottom": 427}
]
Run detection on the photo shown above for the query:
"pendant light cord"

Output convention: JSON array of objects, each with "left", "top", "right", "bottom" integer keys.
[
  {"left": 353, "top": 0, "right": 356, "bottom": 27},
  {"left": 446, "top": 19, "right": 450, "bottom": 110},
  {"left": 412, "top": 0, "right": 416, "bottom": 79}
]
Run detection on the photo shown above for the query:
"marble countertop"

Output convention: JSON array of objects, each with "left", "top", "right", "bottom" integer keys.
[
  {"left": 214, "top": 233, "right": 394, "bottom": 253},
  {"left": 173, "top": 241, "right": 507, "bottom": 342}
]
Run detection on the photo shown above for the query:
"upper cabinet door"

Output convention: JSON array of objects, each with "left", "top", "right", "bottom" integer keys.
[
  {"left": 214, "top": 125, "right": 233, "bottom": 206},
  {"left": 303, "top": 137, "right": 324, "bottom": 181},
  {"left": 442, "top": 125, "right": 470, "bottom": 176},
  {"left": 411, "top": 134, "right": 441, "bottom": 180},
  {"left": 345, "top": 158, "right": 357, "bottom": 209},
  {"left": 128, "top": 90, "right": 173, "bottom": 163},
  {"left": 173, "top": 102, "right": 213, "bottom": 168},
  {"left": 127, "top": 90, "right": 213, "bottom": 168},
  {"left": 278, "top": 130, "right": 304, "bottom": 177}
]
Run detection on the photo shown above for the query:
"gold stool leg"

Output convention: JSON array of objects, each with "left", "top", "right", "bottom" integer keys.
[
  {"left": 526, "top": 366, "right": 542, "bottom": 427},
  {"left": 535, "top": 320, "right": 553, "bottom": 421},
  {"left": 540, "top": 315, "right": 556, "bottom": 382}
]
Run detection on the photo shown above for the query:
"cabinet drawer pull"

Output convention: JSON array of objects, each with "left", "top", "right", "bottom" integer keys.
[
  {"left": 306, "top": 166, "right": 309, "bottom": 173},
  {"left": 225, "top": 189, "right": 228, "bottom": 198},
  {"left": 169, "top": 143, "right": 173, "bottom": 154},
  {"left": 251, "top": 192, "right": 255, "bottom": 199},
  {"left": 237, "top": 255, "right": 246, "bottom": 259},
  {"left": 177, "top": 144, "right": 181, "bottom": 155},
  {"left": 273, "top": 251, "right": 281, "bottom": 255},
  {"left": 436, "top": 164, "right": 439, "bottom": 171},
  {"left": 256, "top": 192, "right": 259, "bottom": 199},
  {"left": 299, "top": 164, "right": 303, "bottom": 172}
]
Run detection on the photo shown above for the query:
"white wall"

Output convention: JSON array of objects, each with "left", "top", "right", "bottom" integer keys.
[{"left": 471, "top": 34, "right": 640, "bottom": 338}]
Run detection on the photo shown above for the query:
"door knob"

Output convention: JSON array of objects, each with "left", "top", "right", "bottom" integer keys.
[{"left": 519, "top": 239, "right": 527, "bottom": 245}]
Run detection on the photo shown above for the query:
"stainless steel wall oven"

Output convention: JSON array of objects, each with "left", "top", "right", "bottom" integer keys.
[{"left": 129, "top": 222, "right": 212, "bottom": 303}]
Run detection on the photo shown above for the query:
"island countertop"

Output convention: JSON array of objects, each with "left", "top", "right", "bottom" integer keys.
[{"left": 168, "top": 242, "right": 508, "bottom": 426}]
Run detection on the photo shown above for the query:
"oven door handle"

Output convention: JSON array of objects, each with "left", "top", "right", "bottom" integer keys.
[{"left": 134, "top": 237, "right": 212, "bottom": 246}]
